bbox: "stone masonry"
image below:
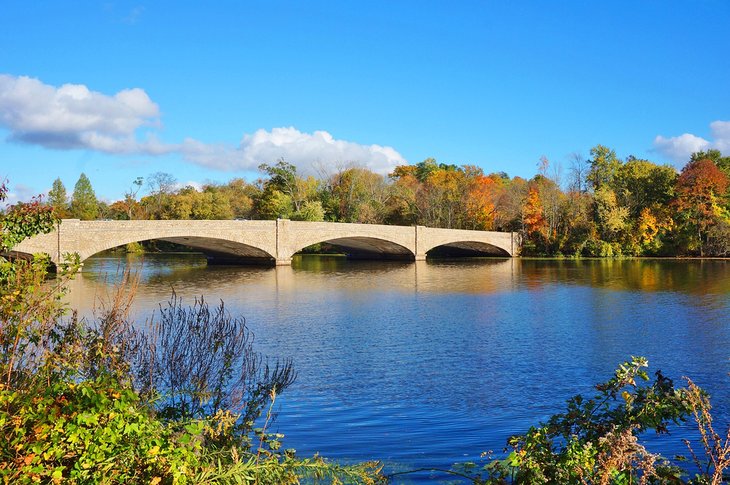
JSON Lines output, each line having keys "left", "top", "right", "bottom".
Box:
{"left": 11, "top": 219, "right": 518, "bottom": 267}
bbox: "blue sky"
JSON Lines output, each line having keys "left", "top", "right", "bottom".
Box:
{"left": 1, "top": 1, "right": 729, "bottom": 204}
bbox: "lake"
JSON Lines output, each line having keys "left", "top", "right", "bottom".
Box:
{"left": 67, "top": 254, "right": 730, "bottom": 482}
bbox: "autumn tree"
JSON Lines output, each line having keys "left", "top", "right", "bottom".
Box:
{"left": 419, "top": 163, "right": 467, "bottom": 228}
{"left": 493, "top": 176, "right": 528, "bottom": 232}
{"left": 70, "top": 173, "right": 99, "bottom": 220}
{"left": 388, "top": 165, "right": 421, "bottom": 225}
{"left": 562, "top": 190, "right": 594, "bottom": 255}
{"left": 593, "top": 187, "right": 629, "bottom": 245}
{"left": 323, "top": 167, "right": 390, "bottom": 223}
{"left": 464, "top": 173, "right": 497, "bottom": 230}
{"left": 691, "top": 149, "right": 730, "bottom": 179}
{"left": 144, "top": 172, "right": 177, "bottom": 219}
{"left": 521, "top": 185, "right": 548, "bottom": 253}
{"left": 673, "top": 158, "right": 730, "bottom": 255}
{"left": 388, "top": 159, "right": 466, "bottom": 228}
{"left": 119, "top": 176, "right": 144, "bottom": 220}
{"left": 633, "top": 206, "right": 674, "bottom": 255}
{"left": 222, "top": 178, "right": 256, "bottom": 219}
{"left": 531, "top": 157, "right": 565, "bottom": 250}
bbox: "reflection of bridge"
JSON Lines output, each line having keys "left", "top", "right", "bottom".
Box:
{"left": 11, "top": 219, "right": 518, "bottom": 267}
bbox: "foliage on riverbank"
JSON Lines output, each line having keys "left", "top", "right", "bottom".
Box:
{"left": 430, "top": 357, "right": 729, "bottom": 485}
{"left": 0, "top": 182, "right": 385, "bottom": 484}
{"left": 385, "top": 358, "right": 729, "bottom": 484}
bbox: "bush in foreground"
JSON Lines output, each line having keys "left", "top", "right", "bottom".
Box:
{"left": 0, "top": 181, "right": 384, "bottom": 484}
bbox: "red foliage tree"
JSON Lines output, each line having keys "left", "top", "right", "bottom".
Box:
{"left": 673, "top": 159, "right": 730, "bottom": 255}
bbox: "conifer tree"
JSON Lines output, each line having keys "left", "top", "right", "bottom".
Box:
{"left": 47, "top": 177, "right": 69, "bottom": 217}
{"left": 70, "top": 173, "right": 99, "bottom": 220}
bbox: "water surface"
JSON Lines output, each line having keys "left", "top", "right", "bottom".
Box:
{"left": 68, "top": 255, "right": 730, "bottom": 482}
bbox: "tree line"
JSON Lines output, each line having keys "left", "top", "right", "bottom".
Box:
{"left": 43, "top": 145, "right": 730, "bottom": 257}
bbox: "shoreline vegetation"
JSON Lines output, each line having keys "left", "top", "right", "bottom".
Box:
{"left": 2, "top": 173, "right": 730, "bottom": 484}
{"left": 33, "top": 146, "right": 730, "bottom": 259}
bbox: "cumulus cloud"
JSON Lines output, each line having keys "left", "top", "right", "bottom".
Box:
{"left": 654, "top": 120, "right": 730, "bottom": 163}
{"left": 181, "top": 127, "right": 406, "bottom": 175}
{"left": 0, "top": 74, "right": 166, "bottom": 154}
{"left": 0, "top": 74, "right": 407, "bottom": 174}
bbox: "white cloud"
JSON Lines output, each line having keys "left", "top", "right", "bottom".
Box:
{"left": 654, "top": 120, "right": 730, "bottom": 163}
{"left": 0, "top": 74, "right": 407, "bottom": 174}
{"left": 174, "top": 180, "right": 204, "bottom": 192}
{"left": 710, "top": 120, "right": 730, "bottom": 153}
{"left": 0, "top": 74, "right": 164, "bottom": 154}
{"left": 1, "top": 183, "right": 36, "bottom": 207}
{"left": 181, "top": 127, "right": 406, "bottom": 175}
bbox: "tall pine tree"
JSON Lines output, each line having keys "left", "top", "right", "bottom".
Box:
{"left": 70, "top": 173, "right": 99, "bottom": 220}
{"left": 47, "top": 177, "right": 69, "bottom": 218}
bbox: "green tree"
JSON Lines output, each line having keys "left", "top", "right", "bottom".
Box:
{"left": 324, "top": 167, "right": 390, "bottom": 223}
{"left": 47, "top": 178, "right": 69, "bottom": 218}
{"left": 594, "top": 186, "right": 629, "bottom": 244}
{"left": 256, "top": 190, "right": 293, "bottom": 219}
{"left": 613, "top": 159, "right": 677, "bottom": 217}
{"left": 255, "top": 160, "right": 300, "bottom": 218}
{"left": 70, "top": 173, "right": 99, "bottom": 220}
{"left": 291, "top": 200, "right": 325, "bottom": 221}
{"left": 258, "top": 159, "right": 298, "bottom": 195}
{"left": 586, "top": 145, "right": 621, "bottom": 191}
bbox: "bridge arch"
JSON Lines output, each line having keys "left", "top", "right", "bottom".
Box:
{"left": 418, "top": 226, "right": 515, "bottom": 257}
{"left": 425, "top": 240, "right": 511, "bottom": 258}
{"left": 291, "top": 236, "right": 415, "bottom": 261}
{"left": 78, "top": 236, "right": 276, "bottom": 265}
{"left": 22, "top": 220, "right": 279, "bottom": 266}
{"left": 277, "top": 221, "right": 417, "bottom": 263}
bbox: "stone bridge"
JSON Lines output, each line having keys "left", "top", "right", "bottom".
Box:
{"left": 10, "top": 219, "right": 518, "bottom": 267}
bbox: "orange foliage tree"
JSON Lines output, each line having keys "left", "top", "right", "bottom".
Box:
{"left": 465, "top": 174, "right": 497, "bottom": 230}
{"left": 522, "top": 185, "right": 548, "bottom": 253}
{"left": 673, "top": 159, "right": 730, "bottom": 255}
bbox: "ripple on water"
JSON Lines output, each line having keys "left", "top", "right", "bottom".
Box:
{"left": 71, "top": 255, "right": 730, "bottom": 483}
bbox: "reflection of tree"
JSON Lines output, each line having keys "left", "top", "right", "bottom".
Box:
{"left": 519, "top": 259, "right": 730, "bottom": 298}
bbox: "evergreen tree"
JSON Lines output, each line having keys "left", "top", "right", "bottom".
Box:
{"left": 70, "top": 173, "right": 99, "bottom": 220}
{"left": 47, "top": 177, "right": 69, "bottom": 217}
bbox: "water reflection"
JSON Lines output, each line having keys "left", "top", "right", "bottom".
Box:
{"left": 66, "top": 254, "right": 730, "bottom": 483}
